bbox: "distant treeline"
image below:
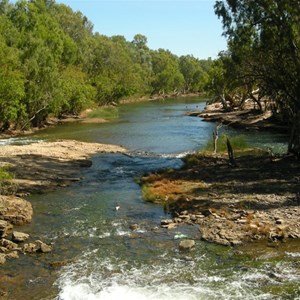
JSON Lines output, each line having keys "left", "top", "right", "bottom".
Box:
{"left": 0, "top": 0, "right": 213, "bottom": 130}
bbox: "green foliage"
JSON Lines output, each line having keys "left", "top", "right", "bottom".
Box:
{"left": 0, "top": 166, "right": 16, "bottom": 195}
{"left": 214, "top": 0, "right": 300, "bottom": 155}
{"left": 0, "top": 0, "right": 213, "bottom": 131}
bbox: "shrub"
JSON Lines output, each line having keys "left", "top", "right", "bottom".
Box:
{"left": 0, "top": 166, "right": 16, "bottom": 195}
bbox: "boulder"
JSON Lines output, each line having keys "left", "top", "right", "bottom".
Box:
{"left": 179, "top": 239, "right": 195, "bottom": 251}
{"left": 0, "top": 195, "right": 33, "bottom": 225}
{"left": 12, "top": 231, "right": 29, "bottom": 243}
{"left": 35, "top": 240, "right": 52, "bottom": 253}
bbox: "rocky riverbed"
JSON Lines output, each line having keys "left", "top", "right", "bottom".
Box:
{"left": 141, "top": 152, "right": 300, "bottom": 246}
{"left": 0, "top": 140, "right": 126, "bottom": 265}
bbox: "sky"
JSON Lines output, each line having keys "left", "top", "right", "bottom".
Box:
{"left": 58, "top": 0, "right": 227, "bottom": 59}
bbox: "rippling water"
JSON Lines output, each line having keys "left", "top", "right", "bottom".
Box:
{"left": 1, "top": 98, "right": 298, "bottom": 300}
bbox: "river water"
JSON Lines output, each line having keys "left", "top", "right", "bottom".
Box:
{"left": 1, "top": 98, "right": 299, "bottom": 300}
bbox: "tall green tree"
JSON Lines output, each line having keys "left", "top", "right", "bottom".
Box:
{"left": 151, "top": 49, "right": 184, "bottom": 94}
{"left": 215, "top": 0, "right": 300, "bottom": 155}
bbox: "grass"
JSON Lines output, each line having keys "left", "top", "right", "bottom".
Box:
{"left": 141, "top": 177, "right": 184, "bottom": 203}
{"left": 204, "top": 134, "right": 249, "bottom": 153}
{"left": 86, "top": 106, "right": 119, "bottom": 120}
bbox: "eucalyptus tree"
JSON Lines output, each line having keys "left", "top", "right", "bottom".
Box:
{"left": 179, "top": 55, "right": 206, "bottom": 93}
{"left": 150, "top": 49, "right": 184, "bottom": 94}
{"left": 0, "top": 14, "right": 25, "bottom": 130}
{"left": 214, "top": 0, "right": 300, "bottom": 155}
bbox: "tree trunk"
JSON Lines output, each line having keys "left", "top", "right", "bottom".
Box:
{"left": 213, "top": 129, "right": 218, "bottom": 154}
{"left": 226, "top": 137, "right": 235, "bottom": 166}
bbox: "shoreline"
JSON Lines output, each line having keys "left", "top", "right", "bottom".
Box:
{"left": 141, "top": 102, "right": 298, "bottom": 247}
{"left": 186, "top": 102, "right": 288, "bottom": 133}
{"left": 0, "top": 140, "right": 126, "bottom": 265}
{"left": 141, "top": 152, "right": 300, "bottom": 246}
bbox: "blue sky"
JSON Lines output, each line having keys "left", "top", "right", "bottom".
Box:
{"left": 58, "top": 0, "right": 227, "bottom": 59}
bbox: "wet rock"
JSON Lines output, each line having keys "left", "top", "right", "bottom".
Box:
{"left": 162, "top": 223, "right": 177, "bottom": 229}
{"left": 190, "top": 215, "right": 197, "bottom": 222}
{"left": 12, "top": 231, "right": 29, "bottom": 243}
{"left": 49, "top": 260, "right": 70, "bottom": 268}
{"left": 0, "top": 239, "right": 18, "bottom": 251}
{"left": 161, "top": 219, "right": 174, "bottom": 226}
{"left": 129, "top": 224, "right": 139, "bottom": 231}
{"left": 23, "top": 242, "right": 38, "bottom": 253}
{"left": 173, "top": 217, "right": 182, "bottom": 223}
{"left": 35, "top": 240, "right": 52, "bottom": 253}
{"left": 179, "top": 239, "right": 195, "bottom": 251}
{"left": 231, "top": 240, "right": 243, "bottom": 246}
{"left": 0, "top": 220, "right": 13, "bottom": 238}
{"left": 0, "top": 253, "right": 6, "bottom": 265}
{"left": 0, "top": 247, "right": 8, "bottom": 253}
{"left": 5, "top": 251, "right": 19, "bottom": 259}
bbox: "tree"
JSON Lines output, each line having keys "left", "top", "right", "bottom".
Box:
{"left": 215, "top": 0, "right": 300, "bottom": 155}
{"left": 151, "top": 49, "right": 184, "bottom": 94}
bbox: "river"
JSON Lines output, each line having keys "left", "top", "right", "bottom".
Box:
{"left": 1, "top": 97, "right": 299, "bottom": 300}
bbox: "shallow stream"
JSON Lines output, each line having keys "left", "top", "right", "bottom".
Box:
{"left": 0, "top": 98, "right": 299, "bottom": 300}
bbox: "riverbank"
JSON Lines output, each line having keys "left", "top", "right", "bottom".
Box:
{"left": 141, "top": 151, "right": 300, "bottom": 246}
{"left": 0, "top": 140, "right": 126, "bottom": 265}
{"left": 186, "top": 102, "right": 288, "bottom": 132}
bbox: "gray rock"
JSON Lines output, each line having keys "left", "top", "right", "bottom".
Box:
{"left": 179, "top": 239, "right": 195, "bottom": 251}
{"left": 12, "top": 231, "right": 29, "bottom": 243}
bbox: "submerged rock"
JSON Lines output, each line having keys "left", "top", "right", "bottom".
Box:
{"left": 129, "top": 224, "right": 139, "bottom": 231}
{"left": 179, "top": 239, "right": 195, "bottom": 251}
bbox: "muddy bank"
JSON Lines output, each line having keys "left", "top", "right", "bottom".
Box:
{"left": 186, "top": 102, "right": 288, "bottom": 132}
{"left": 141, "top": 152, "right": 300, "bottom": 246}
